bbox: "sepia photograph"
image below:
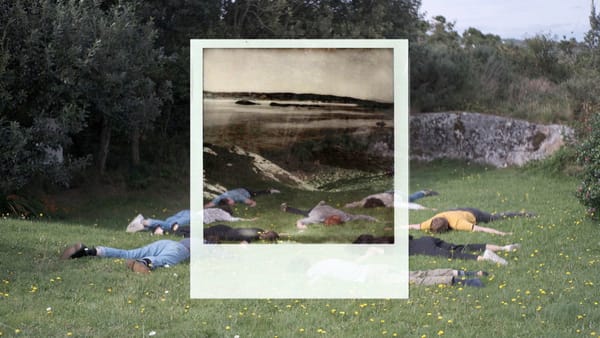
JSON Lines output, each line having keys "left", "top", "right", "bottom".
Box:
{"left": 191, "top": 40, "right": 409, "bottom": 298}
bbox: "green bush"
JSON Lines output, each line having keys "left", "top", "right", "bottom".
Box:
{"left": 524, "top": 145, "right": 580, "bottom": 177}
{"left": 575, "top": 112, "right": 600, "bottom": 218}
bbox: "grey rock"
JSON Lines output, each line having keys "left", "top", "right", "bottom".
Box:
{"left": 409, "top": 112, "right": 573, "bottom": 167}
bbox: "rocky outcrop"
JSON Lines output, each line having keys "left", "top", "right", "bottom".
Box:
{"left": 203, "top": 145, "right": 317, "bottom": 199}
{"left": 410, "top": 112, "right": 573, "bottom": 167}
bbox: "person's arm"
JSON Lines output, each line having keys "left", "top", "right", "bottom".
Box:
{"left": 344, "top": 200, "right": 363, "bottom": 208}
{"left": 472, "top": 225, "right": 511, "bottom": 236}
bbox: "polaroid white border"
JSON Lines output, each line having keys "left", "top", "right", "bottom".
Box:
{"left": 190, "top": 39, "right": 408, "bottom": 299}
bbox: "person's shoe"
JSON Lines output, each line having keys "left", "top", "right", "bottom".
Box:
{"left": 60, "top": 243, "right": 93, "bottom": 259}
{"left": 152, "top": 227, "right": 164, "bottom": 236}
{"left": 503, "top": 243, "right": 521, "bottom": 251}
{"left": 459, "top": 270, "right": 489, "bottom": 277}
{"left": 280, "top": 203, "right": 287, "bottom": 212}
{"left": 126, "top": 214, "right": 145, "bottom": 233}
{"left": 171, "top": 224, "right": 179, "bottom": 232}
{"left": 269, "top": 188, "right": 281, "bottom": 194}
{"left": 482, "top": 249, "right": 508, "bottom": 265}
{"left": 423, "top": 189, "right": 439, "bottom": 197}
{"left": 126, "top": 259, "right": 151, "bottom": 273}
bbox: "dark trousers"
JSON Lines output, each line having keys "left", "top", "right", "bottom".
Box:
{"left": 204, "top": 224, "right": 264, "bottom": 243}
{"left": 409, "top": 236, "right": 485, "bottom": 260}
{"left": 452, "top": 207, "right": 526, "bottom": 223}
{"left": 283, "top": 206, "right": 310, "bottom": 216}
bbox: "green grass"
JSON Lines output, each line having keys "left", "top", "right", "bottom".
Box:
{"left": 2, "top": 161, "right": 599, "bottom": 337}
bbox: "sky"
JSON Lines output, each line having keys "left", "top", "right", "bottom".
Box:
{"left": 203, "top": 48, "right": 395, "bottom": 102}
{"left": 420, "top": 0, "right": 591, "bottom": 41}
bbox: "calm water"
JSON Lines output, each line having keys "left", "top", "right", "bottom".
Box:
{"left": 203, "top": 98, "right": 393, "bottom": 152}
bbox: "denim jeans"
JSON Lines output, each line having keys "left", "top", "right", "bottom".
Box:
{"left": 147, "top": 210, "right": 190, "bottom": 231}
{"left": 98, "top": 239, "right": 190, "bottom": 269}
{"left": 409, "top": 191, "right": 426, "bottom": 202}
{"left": 384, "top": 190, "right": 427, "bottom": 203}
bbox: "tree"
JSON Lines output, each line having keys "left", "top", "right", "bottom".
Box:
{"left": 573, "top": 1, "right": 600, "bottom": 218}
{"left": 0, "top": 0, "right": 171, "bottom": 211}
{"left": 60, "top": 0, "right": 170, "bottom": 174}
{"left": 0, "top": 0, "right": 90, "bottom": 205}
{"left": 575, "top": 111, "right": 600, "bottom": 218}
{"left": 585, "top": 0, "right": 600, "bottom": 62}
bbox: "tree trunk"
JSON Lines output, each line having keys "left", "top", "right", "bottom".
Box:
{"left": 131, "top": 125, "right": 140, "bottom": 167}
{"left": 97, "top": 117, "right": 111, "bottom": 175}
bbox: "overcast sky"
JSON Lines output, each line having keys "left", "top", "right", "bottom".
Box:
{"left": 203, "top": 48, "right": 394, "bottom": 102}
{"left": 420, "top": 0, "right": 591, "bottom": 41}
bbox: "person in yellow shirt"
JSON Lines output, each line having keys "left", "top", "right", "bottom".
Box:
{"left": 409, "top": 210, "right": 511, "bottom": 235}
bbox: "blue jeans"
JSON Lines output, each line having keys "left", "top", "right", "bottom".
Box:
{"left": 409, "top": 191, "right": 426, "bottom": 203}
{"left": 98, "top": 239, "right": 190, "bottom": 269}
{"left": 147, "top": 210, "right": 190, "bottom": 231}
{"left": 386, "top": 190, "right": 427, "bottom": 202}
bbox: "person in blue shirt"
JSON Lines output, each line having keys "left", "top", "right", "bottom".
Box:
{"left": 204, "top": 187, "right": 280, "bottom": 208}
{"left": 60, "top": 238, "right": 191, "bottom": 273}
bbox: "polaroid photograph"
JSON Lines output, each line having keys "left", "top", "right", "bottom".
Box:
{"left": 190, "top": 40, "right": 409, "bottom": 298}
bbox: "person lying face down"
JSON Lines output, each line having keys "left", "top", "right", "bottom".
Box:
{"left": 280, "top": 201, "right": 378, "bottom": 229}
{"left": 203, "top": 207, "right": 257, "bottom": 224}
{"left": 409, "top": 210, "right": 513, "bottom": 236}
{"left": 61, "top": 238, "right": 191, "bottom": 273}
{"left": 203, "top": 224, "right": 279, "bottom": 244}
{"left": 344, "top": 190, "right": 439, "bottom": 210}
{"left": 352, "top": 234, "right": 520, "bottom": 265}
{"left": 204, "top": 187, "right": 280, "bottom": 208}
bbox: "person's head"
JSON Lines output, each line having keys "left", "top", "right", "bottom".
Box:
{"left": 259, "top": 230, "right": 279, "bottom": 241}
{"left": 363, "top": 197, "right": 385, "bottom": 208}
{"left": 430, "top": 217, "right": 450, "bottom": 233}
{"left": 324, "top": 214, "right": 343, "bottom": 226}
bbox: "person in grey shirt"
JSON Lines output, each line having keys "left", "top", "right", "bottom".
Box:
{"left": 281, "top": 201, "right": 378, "bottom": 229}
{"left": 203, "top": 208, "right": 257, "bottom": 224}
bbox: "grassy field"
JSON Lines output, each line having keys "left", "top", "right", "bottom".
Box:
{"left": 1, "top": 161, "right": 599, "bottom": 337}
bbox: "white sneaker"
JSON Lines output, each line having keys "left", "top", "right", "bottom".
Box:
{"left": 482, "top": 249, "right": 508, "bottom": 265}
{"left": 126, "top": 214, "right": 145, "bottom": 233}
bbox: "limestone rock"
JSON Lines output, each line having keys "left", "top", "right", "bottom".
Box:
{"left": 409, "top": 112, "right": 573, "bottom": 167}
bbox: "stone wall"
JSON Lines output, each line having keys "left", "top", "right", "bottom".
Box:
{"left": 409, "top": 112, "right": 574, "bottom": 167}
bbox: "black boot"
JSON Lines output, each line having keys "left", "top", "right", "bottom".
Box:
{"left": 60, "top": 243, "right": 97, "bottom": 259}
